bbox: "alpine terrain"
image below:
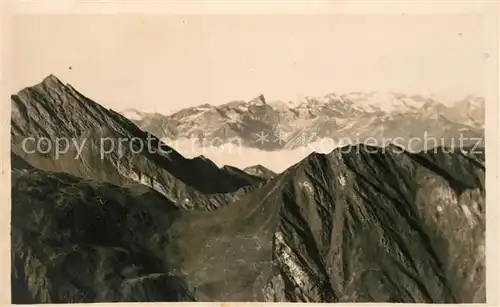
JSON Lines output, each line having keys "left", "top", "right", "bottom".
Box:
{"left": 124, "top": 92, "right": 485, "bottom": 172}
{"left": 10, "top": 75, "right": 485, "bottom": 303}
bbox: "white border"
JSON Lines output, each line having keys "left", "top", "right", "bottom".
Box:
{"left": 1, "top": 1, "right": 498, "bottom": 306}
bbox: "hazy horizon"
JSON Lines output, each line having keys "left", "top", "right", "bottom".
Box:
{"left": 12, "top": 14, "right": 489, "bottom": 113}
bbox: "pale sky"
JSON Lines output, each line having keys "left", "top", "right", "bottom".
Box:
{"left": 12, "top": 14, "right": 489, "bottom": 114}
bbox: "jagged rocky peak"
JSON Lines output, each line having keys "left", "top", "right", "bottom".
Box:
{"left": 243, "top": 164, "right": 276, "bottom": 178}
{"left": 248, "top": 94, "right": 267, "bottom": 106}
{"left": 190, "top": 154, "right": 219, "bottom": 169}
{"left": 11, "top": 73, "right": 126, "bottom": 141}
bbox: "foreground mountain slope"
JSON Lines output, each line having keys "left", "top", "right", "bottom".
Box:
{"left": 11, "top": 141, "right": 485, "bottom": 303}
{"left": 11, "top": 155, "right": 196, "bottom": 303}
{"left": 11, "top": 75, "right": 261, "bottom": 210}
{"left": 243, "top": 165, "right": 277, "bottom": 178}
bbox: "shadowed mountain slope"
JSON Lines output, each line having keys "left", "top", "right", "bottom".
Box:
{"left": 11, "top": 144, "right": 485, "bottom": 303}
{"left": 243, "top": 165, "right": 277, "bottom": 178}
{"left": 158, "top": 145, "right": 484, "bottom": 302}
{"left": 11, "top": 155, "right": 195, "bottom": 303}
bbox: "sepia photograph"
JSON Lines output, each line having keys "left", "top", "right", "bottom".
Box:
{"left": 3, "top": 5, "right": 497, "bottom": 304}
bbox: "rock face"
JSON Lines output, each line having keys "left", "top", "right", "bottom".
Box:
{"left": 243, "top": 165, "right": 277, "bottom": 178}
{"left": 10, "top": 75, "right": 486, "bottom": 303}
{"left": 11, "top": 75, "right": 258, "bottom": 211}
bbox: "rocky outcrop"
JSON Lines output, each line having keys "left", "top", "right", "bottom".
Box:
{"left": 11, "top": 75, "right": 259, "bottom": 210}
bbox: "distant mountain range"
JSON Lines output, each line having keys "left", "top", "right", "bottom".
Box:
{"left": 121, "top": 91, "right": 484, "bottom": 172}
{"left": 10, "top": 75, "right": 485, "bottom": 303}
